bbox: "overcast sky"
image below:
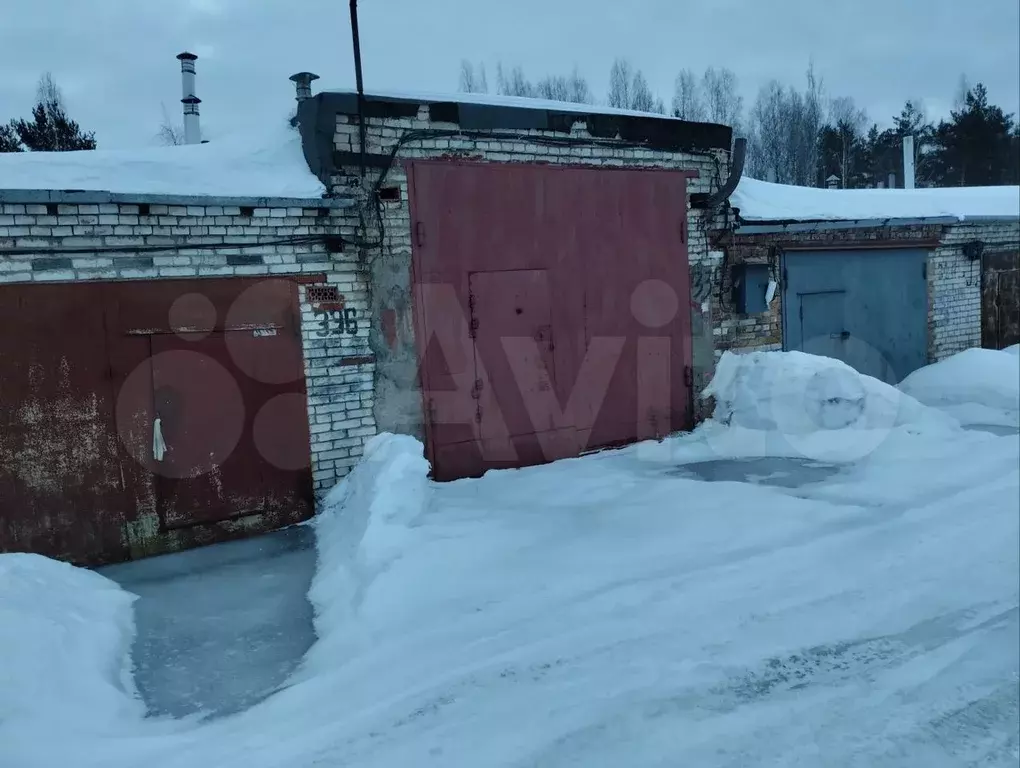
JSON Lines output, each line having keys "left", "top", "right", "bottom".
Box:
{"left": 1, "top": 0, "right": 1018, "bottom": 150}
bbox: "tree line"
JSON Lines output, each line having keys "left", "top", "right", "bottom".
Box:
{"left": 458, "top": 59, "right": 1020, "bottom": 188}
{"left": 0, "top": 73, "right": 97, "bottom": 152}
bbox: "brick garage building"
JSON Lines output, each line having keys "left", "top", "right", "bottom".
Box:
{"left": 715, "top": 177, "right": 1020, "bottom": 382}
{"left": 1, "top": 89, "right": 736, "bottom": 563}
{"left": 295, "top": 90, "right": 735, "bottom": 481}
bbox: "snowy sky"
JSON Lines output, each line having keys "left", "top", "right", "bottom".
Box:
{"left": 1, "top": 0, "right": 1018, "bottom": 150}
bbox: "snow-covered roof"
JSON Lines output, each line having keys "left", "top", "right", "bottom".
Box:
{"left": 731, "top": 176, "right": 1020, "bottom": 223}
{"left": 323, "top": 87, "right": 691, "bottom": 122}
{"left": 0, "top": 124, "right": 325, "bottom": 200}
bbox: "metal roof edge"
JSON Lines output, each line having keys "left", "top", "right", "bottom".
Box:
{"left": 0, "top": 189, "right": 356, "bottom": 208}
{"left": 948, "top": 215, "right": 1020, "bottom": 224}
{"left": 734, "top": 217, "right": 959, "bottom": 234}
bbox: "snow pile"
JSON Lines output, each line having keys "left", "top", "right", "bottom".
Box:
{"left": 702, "top": 349, "right": 957, "bottom": 461}
{"left": 303, "top": 433, "right": 431, "bottom": 666}
{"left": 0, "top": 124, "right": 324, "bottom": 198}
{"left": 0, "top": 554, "right": 142, "bottom": 731}
{"left": 898, "top": 347, "right": 1020, "bottom": 427}
{"left": 732, "top": 176, "right": 1020, "bottom": 222}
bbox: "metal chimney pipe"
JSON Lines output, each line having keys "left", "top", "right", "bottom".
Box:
{"left": 903, "top": 135, "right": 916, "bottom": 189}
{"left": 289, "top": 72, "right": 320, "bottom": 101}
{"left": 887, "top": 172, "right": 896, "bottom": 189}
{"left": 177, "top": 52, "right": 201, "bottom": 145}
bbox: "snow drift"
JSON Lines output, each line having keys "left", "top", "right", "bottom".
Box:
{"left": 0, "top": 124, "right": 324, "bottom": 198}
{"left": 700, "top": 350, "right": 961, "bottom": 462}
{"left": 899, "top": 347, "right": 1020, "bottom": 428}
{"left": 0, "top": 554, "right": 142, "bottom": 732}
{"left": 303, "top": 433, "right": 431, "bottom": 669}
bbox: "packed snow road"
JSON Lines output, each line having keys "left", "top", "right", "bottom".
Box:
{"left": 1, "top": 348, "right": 1017, "bottom": 767}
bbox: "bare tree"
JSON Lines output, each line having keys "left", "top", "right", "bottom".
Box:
{"left": 459, "top": 60, "right": 489, "bottom": 94}
{"left": 953, "top": 73, "right": 971, "bottom": 111}
{"left": 157, "top": 102, "right": 184, "bottom": 146}
{"left": 566, "top": 66, "right": 592, "bottom": 104}
{"left": 746, "top": 63, "right": 824, "bottom": 185}
{"left": 496, "top": 63, "right": 534, "bottom": 97}
{"left": 795, "top": 63, "right": 824, "bottom": 184}
{"left": 37, "top": 72, "right": 62, "bottom": 109}
{"left": 607, "top": 58, "right": 633, "bottom": 109}
{"left": 630, "top": 70, "right": 656, "bottom": 113}
{"left": 826, "top": 96, "right": 869, "bottom": 187}
{"left": 747, "top": 80, "right": 789, "bottom": 182}
{"left": 671, "top": 69, "right": 705, "bottom": 121}
{"left": 702, "top": 67, "right": 743, "bottom": 128}
{"left": 535, "top": 75, "right": 570, "bottom": 102}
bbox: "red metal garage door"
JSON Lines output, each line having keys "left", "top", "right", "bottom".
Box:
{"left": 408, "top": 160, "right": 695, "bottom": 480}
{"left": 0, "top": 278, "right": 313, "bottom": 565}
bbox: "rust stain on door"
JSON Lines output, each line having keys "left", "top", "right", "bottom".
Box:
{"left": 982, "top": 250, "right": 1020, "bottom": 350}
{"left": 1, "top": 277, "right": 315, "bottom": 566}
{"left": 0, "top": 284, "right": 129, "bottom": 564}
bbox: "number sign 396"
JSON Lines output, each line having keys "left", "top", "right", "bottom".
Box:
{"left": 314, "top": 307, "right": 359, "bottom": 337}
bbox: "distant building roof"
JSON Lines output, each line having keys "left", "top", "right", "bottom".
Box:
{"left": 732, "top": 177, "right": 1020, "bottom": 223}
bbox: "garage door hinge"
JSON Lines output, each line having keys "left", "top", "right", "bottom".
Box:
{"left": 922, "top": 262, "right": 927, "bottom": 279}
{"left": 680, "top": 219, "right": 687, "bottom": 244}
{"left": 415, "top": 221, "right": 426, "bottom": 247}
{"left": 469, "top": 318, "right": 479, "bottom": 338}
{"left": 471, "top": 379, "right": 484, "bottom": 399}
{"left": 684, "top": 366, "right": 693, "bottom": 387}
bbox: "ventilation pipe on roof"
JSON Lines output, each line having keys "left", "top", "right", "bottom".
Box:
{"left": 177, "top": 52, "right": 201, "bottom": 145}
{"left": 903, "top": 135, "right": 916, "bottom": 189}
{"left": 290, "top": 72, "right": 320, "bottom": 101}
{"left": 888, "top": 172, "right": 896, "bottom": 189}
{"left": 690, "top": 137, "right": 747, "bottom": 210}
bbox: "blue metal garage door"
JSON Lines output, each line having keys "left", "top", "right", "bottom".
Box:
{"left": 782, "top": 248, "right": 929, "bottom": 384}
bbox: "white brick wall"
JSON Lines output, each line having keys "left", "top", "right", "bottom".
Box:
{"left": 929, "top": 220, "right": 1020, "bottom": 360}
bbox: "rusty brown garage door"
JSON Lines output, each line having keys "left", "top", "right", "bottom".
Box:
{"left": 408, "top": 160, "right": 695, "bottom": 481}
{"left": 0, "top": 278, "right": 313, "bottom": 565}
{"left": 982, "top": 249, "right": 1020, "bottom": 350}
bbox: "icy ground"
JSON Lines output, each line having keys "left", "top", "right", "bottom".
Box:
{"left": 1, "top": 348, "right": 1018, "bottom": 767}
{"left": 99, "top": 525, "right": 316, "bottom": 719}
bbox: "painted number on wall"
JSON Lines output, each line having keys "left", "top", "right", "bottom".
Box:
{"left": 314, "top": 307, "right": 359, "bottom": 337}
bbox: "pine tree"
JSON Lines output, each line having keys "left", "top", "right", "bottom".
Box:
{"left": 930, "top": 84, "right": 1014, "bottom": 186}
{"left": 9, "top": 74, "right": 97, "bottom": 152}
{"left": 0, "top": 124, "right": 22, "bottom": 152}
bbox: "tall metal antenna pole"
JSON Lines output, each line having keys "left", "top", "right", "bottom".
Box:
{"left": 350, "top": 0, "right": 367, "bottom": 179}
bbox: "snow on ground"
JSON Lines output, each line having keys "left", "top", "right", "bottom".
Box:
{"left": 1, "top": 352, "right": 1017, "bottom": 767}
{"left": 731, "top": 176, "right": 1020, "bottom": 222}
{"left": 899, "top": 347, "right": 1020, "bottom": 428}
{"left": 0, "top": 554, "right": 143, "bottom": 732}
{"left": 0, "top": 123, "right": 324, "bottom": 198}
